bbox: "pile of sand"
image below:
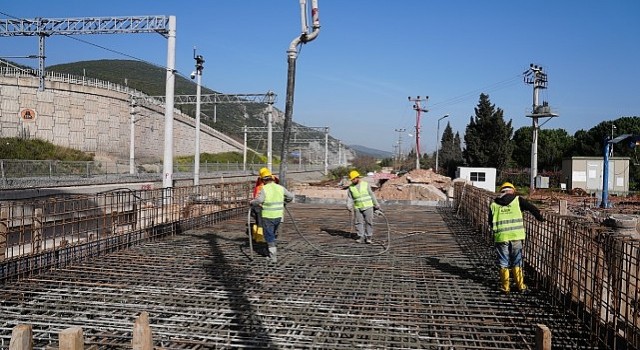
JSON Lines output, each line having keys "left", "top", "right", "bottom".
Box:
{"left": 375, "top": 169, "right": 452, "bottom": 201}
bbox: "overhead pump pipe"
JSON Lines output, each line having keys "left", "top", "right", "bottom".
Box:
{"left": 279, "top": 0, "right": 320, "bottom": 187}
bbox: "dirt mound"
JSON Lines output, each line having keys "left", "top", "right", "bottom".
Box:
{"left": 376, "top": 169, "right": 451, "bottom": 201}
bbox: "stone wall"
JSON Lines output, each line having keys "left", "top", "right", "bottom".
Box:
{"left": 0, "top": 75, "right": 243, "bottom": 163}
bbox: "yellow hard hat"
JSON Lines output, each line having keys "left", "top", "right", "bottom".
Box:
{"left": 499, "top": 182, "right": 516, "bottom": 192}
{"left": 349, "top": 170, "right": 361, "bottom": 181}
{"left": 259, "top": 167, "right": 272, "bottom": 179}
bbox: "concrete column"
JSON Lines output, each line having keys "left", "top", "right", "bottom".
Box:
{"left": 132, "top": 311, "right": 153, "bottom": 350}
{"left": 59, "top": 327, "right": 84, "bottom": 350}
{"left": 9, "top": 324, "right": 33, "bottom": 350}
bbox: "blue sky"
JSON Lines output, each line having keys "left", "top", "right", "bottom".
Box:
{"left": 2, "top": 1, "right": 639, "bottom": 155}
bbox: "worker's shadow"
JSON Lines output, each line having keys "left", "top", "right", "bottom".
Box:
{"left": 320, "top": 227, "right": 357, "bottom": 240}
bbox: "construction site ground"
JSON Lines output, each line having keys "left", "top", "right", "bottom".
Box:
{"left": 290, "top": 168, "right": 638, "bottom": 220}
{"left": 0, "top": 204, "right": 602, "bottom": 349}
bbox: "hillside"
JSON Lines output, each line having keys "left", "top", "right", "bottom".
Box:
{"left": 47, "top": 60, "right": 350, "bottom": 161}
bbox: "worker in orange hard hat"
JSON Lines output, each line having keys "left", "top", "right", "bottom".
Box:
{"left": 250, "top": 170, "right": 294, "bottom": 263}
{"left": 489, "top": 182, "right": 545, "bottom": 294}
{"left": 346, "top": 170, "right": 381, "bottom": 244}
{"left": 250, "top": 168, "right": 279, "bottom": 243}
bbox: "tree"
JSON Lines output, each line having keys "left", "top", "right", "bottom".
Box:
{"left": 512, "top": 127, "right": 574, "bottom": 171}
{"left": 350, "top": 155, "right": 380, "bottom": 174}
{"left": 463, "top": 94, "right": 514, "bottom": 173}
{"left": 571, "top": 116, "right": 640, "bottom": 189}
{"left": 438, "top": 122, "right": 464, "bottom": 177}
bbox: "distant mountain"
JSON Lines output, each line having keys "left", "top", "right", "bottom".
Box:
{"left": 349, "top": 145, "right": 393, "bottom": 159}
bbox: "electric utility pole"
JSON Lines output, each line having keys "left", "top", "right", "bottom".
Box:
{"left": 524, "top": 64, "right": 558, "bottom": 194}
{"left": 408, "top": 96, "right": 428, "bottom": 170}
{"left": 394, "top": 128, "right": 406, "bottom": 170}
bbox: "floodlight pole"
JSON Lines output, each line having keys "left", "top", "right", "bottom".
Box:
{"left": 192, "top": 50, "right": 205, "bottom": 187}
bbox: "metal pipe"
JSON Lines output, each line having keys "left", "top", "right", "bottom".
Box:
{"left": 280, "top": 1, "right": 320, "bottom": 186}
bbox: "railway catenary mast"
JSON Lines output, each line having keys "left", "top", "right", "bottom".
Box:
{"left": 279, "top": 0, "right": 320, "bottom": 187}
{"left": 0, "top": 15, "right": 178, "bottom": 190}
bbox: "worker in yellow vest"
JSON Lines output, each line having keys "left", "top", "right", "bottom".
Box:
{"left": 250, "top": 171, "right": 294, "bottom": 263}
{"left": 489, "top": 182, "right": 545, "bottom": 293}
{"left": 346, "top": 170, "right": 381, "bottom": 244}
{"left": 250, "top": 167, "right": 279, "bottom": 243}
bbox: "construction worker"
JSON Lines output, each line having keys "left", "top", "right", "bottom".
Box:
{"left": 250, "top": 167, "right": 279, "bottom": 243}
{"left": 489, "top": 182, "right": 545, "bottom": 293}
{"left": 346, "top": 170, "right": 381, "bottom": 244}
{"left": 250, "top": 170, "right": 294, "bottom": 263}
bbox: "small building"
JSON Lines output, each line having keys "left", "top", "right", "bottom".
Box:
{"left": 561, "top": 156, "right": 630, "bottom": 195}
{"left": 456, "top": 167, "right": 497, "bottom": 192}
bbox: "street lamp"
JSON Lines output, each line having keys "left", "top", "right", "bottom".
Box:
{"left": 435, "top": 114, "right": 449, "bottom": 173}
{"left": 192, "top": 50, "right": 205, "bottom": 187}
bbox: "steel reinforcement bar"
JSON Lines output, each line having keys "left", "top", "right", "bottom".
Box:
{"left": 454, "top": 182, "right": 640, "bottom": 349}
{"left": 0, "top": 181, "right": 251, "bottom": 283}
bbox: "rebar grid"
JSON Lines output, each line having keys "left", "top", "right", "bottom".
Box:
{"left": 454, "top": 182, "right": 640, "bottom": 349}
{"left": 0, "top": 182, "right": 251, "bottom": 282}
{"left": 0, "top": 204, "right": 601, "bottom": 349}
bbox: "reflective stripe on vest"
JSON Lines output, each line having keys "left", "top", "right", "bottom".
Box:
{"left": 491, "top": 196, "right": 526, "bottom": 242}
{"left": 262, "top": 182, "right": 285, "bottom": 219}
{"left": 349, "top": 181, "right": 373, "bottom": 209}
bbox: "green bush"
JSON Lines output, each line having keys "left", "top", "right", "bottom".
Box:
{"left": 0, "top": 137, "right": 93, "bottom": 161}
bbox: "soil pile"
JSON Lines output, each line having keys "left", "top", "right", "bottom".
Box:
{"left": 375, "top": 169, "right": 452, "bottom": 201}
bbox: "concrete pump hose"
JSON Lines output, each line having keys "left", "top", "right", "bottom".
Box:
{"left": 285, "top": 205, "right": 391, "bottom": 258}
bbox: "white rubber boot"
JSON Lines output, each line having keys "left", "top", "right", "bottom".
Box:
{"left": 267, "top": 247, "right": 277, "bottom": 263}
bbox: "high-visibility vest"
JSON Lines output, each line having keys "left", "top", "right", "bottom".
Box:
{"left": 490, "top": 197, "right": 526, "bottom": 242}
{"left": 262, "top": 182, "right": 285, "bottom": 219}
{"left": 349, "top": 181, "right": 374, "bottom": 210}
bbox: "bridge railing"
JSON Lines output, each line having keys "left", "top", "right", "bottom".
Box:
{"left": 0, "top": 65, "right": 146, "bottom": 97}
{"left": 0, "top": 159, "right": 324, "bottom": 178}
{"left": 454, "top": 182, "right": 640, "bottom": 349}
{"left": 0, "top": 181, "right": 252, "bottom": 282}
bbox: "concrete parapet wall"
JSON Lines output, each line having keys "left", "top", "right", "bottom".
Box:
{"left": 0, "top": 75, "right": 243, "bottom": 162}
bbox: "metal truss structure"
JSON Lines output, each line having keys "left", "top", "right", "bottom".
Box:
{"left": 0, "top": 16, "right": 172, "bottom": 91}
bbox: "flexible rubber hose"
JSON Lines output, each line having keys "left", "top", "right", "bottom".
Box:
{"left": 246, "top": 208, "right": 254, "bottom": 260}
{"left": 285, "top": 206, "right": 391, "bottom": 257}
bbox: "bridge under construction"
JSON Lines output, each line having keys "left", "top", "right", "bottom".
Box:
{"left": 0, "top": 182, "right": 637, "bottom": 349}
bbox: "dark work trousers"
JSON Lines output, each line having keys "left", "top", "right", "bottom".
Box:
{"left": 251, "top": 206, "right": 263, "bottom": 228}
